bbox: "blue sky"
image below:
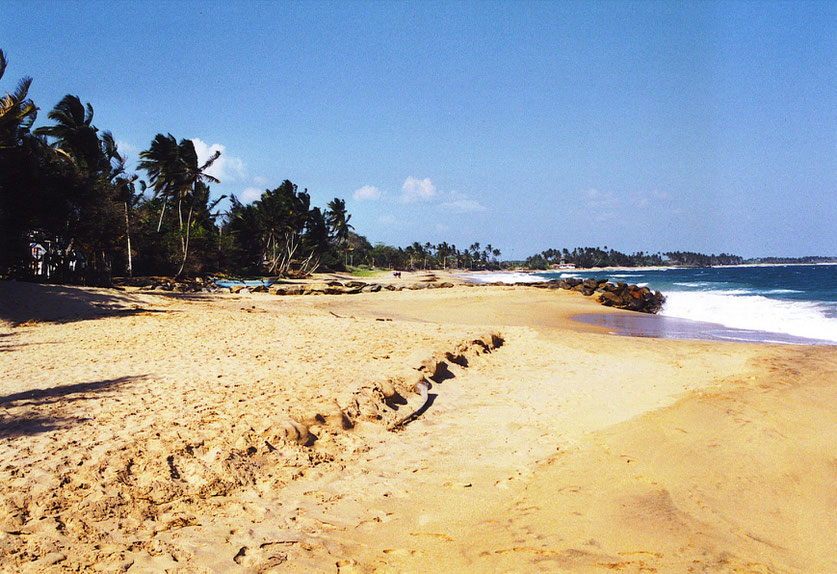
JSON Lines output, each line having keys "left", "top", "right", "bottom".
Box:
{"left": 3, "top": 0, "right": 835, "bottom": 258}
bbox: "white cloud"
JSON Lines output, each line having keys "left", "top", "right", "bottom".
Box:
{"left": 582, "top": 188, "right": 619, "bottom": 210}
{"left": 632, "top": 189, "right": 672, "bottom": 208}
{"left": 401, "top": 177, "right": 437, "bottom": 202}
{"left": 441, "top": 198, "right": 487, "bottom": 213}
{"left": 191, "top": 138, "right": 247, "bottom": 182}
{"left": 253, "top": 175, "right": 270, "bottom": 186}
{"left": 378, "top": 214, "right": 397, "bottom": 225}
{"left": 579, "top": 188, "right": 619, "bottom": 223}
{"left": 116, "top": 140, "right": 139, "bottom": 158}
{"left": 240, "top": 187, "right": 263, "bottom": 204}
{"left": 353, "top": 185, "right": 382, "bottom": 201}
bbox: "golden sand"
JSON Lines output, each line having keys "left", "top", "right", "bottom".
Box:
{"left": 1, "top": 277, "right": 835, "bottom": 572}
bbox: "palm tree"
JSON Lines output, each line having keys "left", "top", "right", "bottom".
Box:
{"left": 326, "top": 197, "right": 353, "bottom": 267}
{"left": 138, "top": 133, "right": 181, "bottom": 231}
{"left": 138, "top": 134, "right": 220, "bottom": 277}
{"left": 176, "top": 139, "right": 220, "bottom": 277}
{"left": 33, "top": 95, "right": 129, "bottom": 284}
{"left": 34, "top": 95, "right": 104, "bottom": 174}
{"left": 113, "top": 173, "right": 141, "bottom": 277}
{"left": 228, "top": 181, "right": 327, "bottom": 277}
{"left": 0, "top": 49, "right": 37, "bottom": 149}
{"left": 436, "top": 241, "right": 450, "bottom": 269}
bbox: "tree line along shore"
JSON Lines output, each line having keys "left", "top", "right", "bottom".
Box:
{"left": 2, "top": 48, "right": 832, "bottom": 287}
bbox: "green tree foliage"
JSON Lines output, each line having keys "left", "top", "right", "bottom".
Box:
{"left": 138, "top": 134, "right": 221, "bottom": 278}
{"left": 524, "top": 247, "right": 744, "bottom": 269}
{"left": 663, "top": 251, "right": 743, "bottom": 267}
{"left": 1, "top": 80, "right": 125, "bottom": 284}
{"left": 224, "top": 181, "right": 338, "bottom": 276}
{"left": 34, "top": 95, "right": 105, "bottom": 174}
{"left": 0, "top": 47, "right": 509, "bottom": 282}
{"left": 352, "top": 240, "right": 504, "bottom": 271}
{"left": 325, "top": 197, "right": 353, "bottom": 269}
{"left": 345, "top": 231, "right": 373, "bottom": 268}
{"left": 0, "top": 49, "right": 37, "bottom": 149}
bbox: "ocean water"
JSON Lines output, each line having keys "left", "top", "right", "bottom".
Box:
{"left": 468, "top": 265, "right": 837, "bottom": 345}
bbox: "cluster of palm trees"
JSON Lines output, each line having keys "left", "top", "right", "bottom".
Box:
{"left": 524, "top": 247, "right": 745, "bottom": 269}
{"left": 355, "top": 240, "right": 503, "bottom": 271}
{"left": 224, "top": 181, "right": 353, "bottom": 277}
{"left": 0, "top": 49, "right": 355, "bottom": 283}
{"left": 1, "top": 47, "right": 130, "bottom": 283}
{"left": 2, "top": 48, "right": 510, "bottom": 283}
{"left": 138, "top": 133, "right": 222, "bottom": 277}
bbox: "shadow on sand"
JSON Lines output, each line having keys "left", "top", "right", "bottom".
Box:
{"left": 0, "top": 375, "right": 146, "bottom": 438}
{"left": 0, "top": 281, "right": 165, "bottom": 326}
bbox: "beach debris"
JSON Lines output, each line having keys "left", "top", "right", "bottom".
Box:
{"left": 388, "top": 379, "right": 430, "bottom": 430}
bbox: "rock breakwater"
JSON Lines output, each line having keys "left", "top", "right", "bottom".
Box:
{"left": 526, "top": 277, "right": 666, "bottom": 314}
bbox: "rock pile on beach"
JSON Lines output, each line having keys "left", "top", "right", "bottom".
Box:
{"left": 269, "top": 280, "right": 456, "bottom": 296}
{"left": 115, "top": 274, "right": 665, "bottom": 313}
{"left": 116, "top": 277, "right": 216, "bottom": 293}
{"left": 527, "top": 277, "right": 666, "bottom": 313}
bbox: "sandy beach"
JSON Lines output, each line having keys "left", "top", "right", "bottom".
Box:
{"left": 1, "top": 275, "right": 835, "bottom": 572}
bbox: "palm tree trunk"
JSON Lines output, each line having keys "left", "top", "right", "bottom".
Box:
{"left": 156, "top": 201, "right": 166, "bottom": 232}
{"left": 175, "top": 198, "right": 195, "bottom": 279}
{"left": 124, "top": 202, "right": 133, "bottom": 277}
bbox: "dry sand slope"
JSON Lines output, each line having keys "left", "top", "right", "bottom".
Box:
{"left": 0, "top": 281, "right": 835, "bottom": 573}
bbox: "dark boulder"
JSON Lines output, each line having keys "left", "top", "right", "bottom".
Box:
{"left": 597, "top": 283, "right": 665, "bottom": 314}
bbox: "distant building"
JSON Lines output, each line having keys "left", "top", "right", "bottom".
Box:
{"left": 30, "top": 242, "right": 47, "bottom": 276}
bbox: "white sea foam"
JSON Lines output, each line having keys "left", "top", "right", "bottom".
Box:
{"left": 661, "top": 291, "right": 837, "bottom": 343}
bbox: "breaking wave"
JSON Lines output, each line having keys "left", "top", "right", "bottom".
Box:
{"left": 661, "top": 291, "right": 837, "bottom": 344}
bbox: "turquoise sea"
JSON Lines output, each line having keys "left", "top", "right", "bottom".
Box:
{"left": 470, "top": 264, "right": 837, "bottom": 345}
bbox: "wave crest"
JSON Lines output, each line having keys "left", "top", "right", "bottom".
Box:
{"left": 661, "top": 291, "right": 837, "bottom": 343}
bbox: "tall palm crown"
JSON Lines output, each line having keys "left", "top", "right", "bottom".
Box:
{"left": 137, "top": 133, "right": 181, "bottom": 204}
{"left": 138, "top": 134, "right": 220, "bottom": 208}
{"left": 326, "top": 197, "right": 353, "bottom": 246}
{"left": 0, "top": 49, "right": 37, "bottom": 148}
{"left": 34, "top": 95, "right": 106, "bottom": 174}
{"left": 178, "top": 138, "right": 220, "bottom": 197}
